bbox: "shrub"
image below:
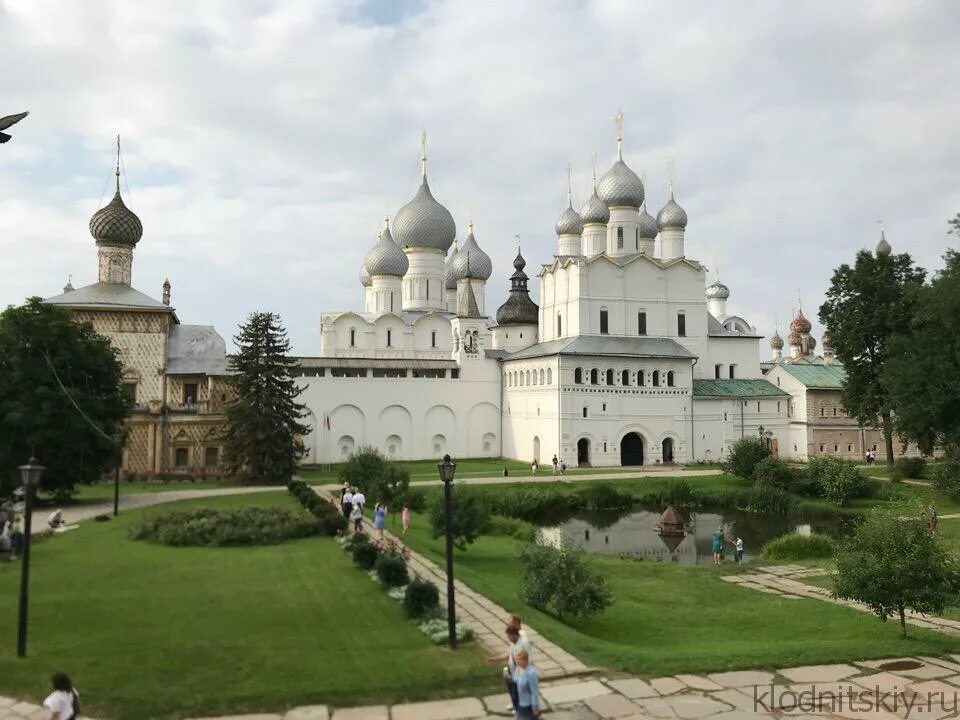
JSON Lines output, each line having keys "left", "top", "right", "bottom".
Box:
{"left": 808, "top": 457, "right": 870, "bottom": 506}
{"left": 401, "top": 488, "right": 428, "bottom": 513}
{"left": 429, "top": 489, "right": 490, "bottom": 550}
{"left": 752, "top": 457, "right": 798, "bottom": 491}
{"left": 579, "top": 483, "right": 634, "bottom": 511}
{"left": 519, "top": 543, "right": 613, "bottom": 621}
{"left": 351, "top": 540, "right": 380, "bottom": 570}
{"left": 486, "top": 515, "right": 537, "bottom": 542}
{"left": 481, "top": 485, "right": 584, "bottom": 522}
{"left": 891, "top": 457, "right": 927, "bottom": 482}
{"left": 741, "top": 485, "right": 797, "bottom": 515}
{"left": 375, "top": 554, "right": 410, "bottom": 588}
{"left": 404, "top": 579, "right": 440, "bottom": 619}
{"left": 131, "top": 507, "right": 322, "bottom": 547}
{"left": 661, "top": 479, "right": 694, "bottom": 508}
{"left": 321, "top": 513, "right": 348, "bottom": 536}
{"left": 762, "top": 533, "right": 836, "bottom": 560}
{"left": 724, "top": 437, "right": 771, "bottom": 480}
{"left": 930, "top": 460, "right": 960, "bottom": 500}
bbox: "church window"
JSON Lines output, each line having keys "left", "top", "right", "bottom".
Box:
{"left": 204, "top": 447, "right": 220, "bottom": 467}
{"left": 638, "top": 370, "right": 645, "bottom": 386}
{"left": 557, "top": 313, "right": 562, "bottom": 336}
{"left": 757, "top": 401, "right": 761, "bottom": 412}
{"left": 431, "top": 330, "right": 437, "bottom": 348}
{"left": 590, "top": 369, "right": 598, "bottom": 385}
{"left": 667, "top": 371, "right": 675, "bottom": 387}
{"left": 526, "top": 370, "right": 531, "bottom": 385}
{"left": 390, "top": 294, "right": 394, "bottom": 312}
{"left": 174, "top": 447, "right": 189, "bottom": 467}
{"left": 602, "top": 403, "right": 607, "bottom": 411}
{"left": 638, "top": 312, "right": 647, "bottom": 335}
{"left": 426, "top": 279, "right": 430, "bottom": 299}
{"left": 622, "top": 370, "right": 629, "bottom": 386}
{"left": 677, "top": 313, "right": 686, "bottom": 337}
{"left": 617, "top": 227, "right": 623, "bottom": 249}
{"left": 122, "top": 383, "right": 137, "bottom": 404}
{"left": 547, "top": 368, "right": 552, "bottom": 384}
{"left": 847, "top": 444, "right": 852, "bottom": 452}
{"left": 777, "top": 401, "right": 781, "bottom": 413}
{"left": 729, "top": 364, "right": 736, "bottom": 379}
{"left": 183, "top": 383, "right": 198, "bottom": 405}
{"left": 600, "top": 309, "right": 609, "bottom": 334}
{"left": 635, "top": 228, "right": 639, "bottom": 249}
{"left": 834, "top": 444, "right": 838, "bottom": 452}
{"left": 575, "top": 368, "right": 583, "bottom": 384}
{"left": 714, "top": 364, "right": 722, "bottom": 379}
{"left": 539, "top": 369, "right": 545, "bottom": 384}
{"left": 819, "top": 444, "right": 825, "bottom": 452}
{"left": 652, "top": 370, "right": 660, "bottom": 386}
{"left": 386, "top": 329, "right": 392, "bottom": 347}
{"left": 606, "top": 369, "right": 614, "bottom": 385}
{"left": 819, "top": 407, "right": 825, "bottom": 417}
{"left": 724, "top": 412, "right": 728, "bottom": 421}
{"left": 873, "top": 444, "right": 878, "bottom": 451}
{"left": 776, "top": 376, "right": 780, "bottom": 386}
{"left": 604, "top": 442, "right": 607, "bottom": 452}
{"left": 452, "top": 369, "right": 459, "bottom": 379}
{"left": 583, "top": 407, "right": 588, "bottom": 418}
{"left": 832, "top": 407, "right": 837, "bottom": 416}
{"left": 350, "top": 328, "right": 356, "bottom": 347}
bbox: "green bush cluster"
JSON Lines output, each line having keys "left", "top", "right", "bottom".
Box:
{"left": 374, "top": 554, "right": 409, "bottom": 587}
{"left": 404, "top": 579, "right": 440, "bottom": 619}
{"left": 477, "top": 482, "right": 634, "bottom": 524}
{"left": 486, "top": 515, "right": 537, "bottom": 542}
{"left": 724, "top": 437, "right": 771, "bottom": 480}
{"left": 761, "top": 532, "right": 836, "bottom": 560}
{"left": 131, "top": 507, "right": 323, "bottom": 547}
{"left": 930, "top": 460, "right": 960, "bottom": 500}
{"left": 518, "top": 543, "right": 613, "bottom": 621}
{"left": 287, "top": 480, "right": 348, "bottom": 535}
{"left": 807, "top": 457, "right": 870, "bottom": 506}
{"left": 428, "top": 491, "right": 491, "bottom": 550}
{"left": 890, "top": 457, "right": 927, "bottom": 482}
{"left": 351, "top": 539, "right": 380, "bottom": 570}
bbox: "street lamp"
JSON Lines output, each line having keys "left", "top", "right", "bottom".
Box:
{"left": 113, "top": 430, "right": 124, "bottom": 517}
{"left": 16, "top": 457, "right": 44, "bottom": 658}
{"left": 437, "top": 454, "right": 457, "bottom": 649}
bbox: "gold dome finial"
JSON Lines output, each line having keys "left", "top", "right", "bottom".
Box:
{"left": 615, "top": 109, "right": 624, "bottom": 159}
{"left": 115, "top": 134, "right": 121, "bottom": 194}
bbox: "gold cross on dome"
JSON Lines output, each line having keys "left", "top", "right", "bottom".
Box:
{"left": 615, "top": 109, "right": 623, "bottom": 139}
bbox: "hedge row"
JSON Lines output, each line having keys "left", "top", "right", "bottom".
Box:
{"left": 130, "top": 506, "right": 323, "bottom": 547}
{"left": 287, "top": 480, "right": 348, "bottom": 535}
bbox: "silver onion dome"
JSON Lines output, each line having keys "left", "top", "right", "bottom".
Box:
{"left": 770, "top": 331, "right": 784, "bottom": 350}
{"left": 360, "top": 262, "right": 372, "bottom": 287}
{"left": 706, "top": 280, "right": 730, "bottom": 299}
{"left": 364, "top": 223, "right": 409, "bottom": 277}
{"left": 555, "top": 203, "right": 583, "bottom": 236}
{"left": 580, "top": 187, "right": 610, "bottom": 225}
{"left": 597, "top": 158, "right": 644, "bottom": 208}
{"left": 393, "top": 177, "right": 456, "bottom": 252}
{"left": 444, "top": 240, "right": 459, "bottom": 290}
{"left": 450, "top": 225, "right": 492, "bottom": 281}
{"left": 657, "top": 195, "right": 688, "bottom": 230}
{"left": 90, "top": 176, "right": 143, "bottom": 246}
{"left": 638, "top": 203, "right": 658, "bottom": 239}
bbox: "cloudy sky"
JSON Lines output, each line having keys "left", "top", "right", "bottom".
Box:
{"left": 1, "top": 0, "right": 958, "bottom": 355}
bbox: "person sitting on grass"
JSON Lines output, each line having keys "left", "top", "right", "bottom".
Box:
{"left": 48, "top": 509, "right": 65, "bottom": 530}
{"left": 43, "top": 672, "right": 80, "bottom": 720}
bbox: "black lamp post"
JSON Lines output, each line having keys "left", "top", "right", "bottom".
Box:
{"left": 437, "top": 454, "right": 457, "bottom": 649}
{"left": 16, "top": 457, "right": 44, "bottom": 658}
{"left": 113, "top": 430, "right": 123, "bottom": 517}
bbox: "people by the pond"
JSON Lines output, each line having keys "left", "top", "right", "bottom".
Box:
{"left": 43, "top": 672, "right": 80, "bottom": 720}
{"left": 374, "top": 502, "right": 387, "bottom": 539}
{"left": 552, "top": 455, "right": 559, "bottom": 475}
{"left": 512, "top": 648, "right": 540, "bottom": 719}
{"left": 530, "top": 459, "right": 538, "bottom": 477}
{"left": 48, "top": 509, "right": 65, "bottom": 530}
{"left": 711, "top": 525, "right": 724, "bottom": 565}
{"left": 401, "top": 503, "right": 411, "bottom": 535}
{"left": 351, "top": 502, "right": 364, "bottom": 533}
{"left": 341, "top": 487, "right": 353, "bottom": 521}
{"left": 735, "top": 536, "right": 744, "bottom": 563}
{"left": 485, "top": 623, "right": 533, "bottom": 715}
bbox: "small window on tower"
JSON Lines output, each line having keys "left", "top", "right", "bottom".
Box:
{"left": 715, "top": 364, "right": 722, "bottom": 379}
{"left": 386, "top": 329, "right": 392, "bottom": 347}
{"left": 729, "top": 364, "right": 736, "bottom": 379}
{"left": 677, "top": 313, "right": 686, "bottom": 337}
{"left": 638, "top": 312, "right": 647, "bottom": 335}
{"left": 557, "top": 313, "right": 562, "bottom": 336}
{"left": 635, "top": 228, "right": 639, "bottom": 249}
{"left": 426, "top": 278, "right": 430, "bottom": 299}
{"left": 600, "top": 309, "right": 609, "bottom": 334}
{"left": 431, "top": 330, "right": 437, "bottom": 348}
{"left": 617, "top": 226, "right": 623, "bottom": 249}
{"left": 183, "top": 383, "right": 198, "bottom": 405}
{"left": 350, "top": 328, "right": 356, "bottom": 347}
{"left": 122, "top": 383, "right": 137, "bottom": 404}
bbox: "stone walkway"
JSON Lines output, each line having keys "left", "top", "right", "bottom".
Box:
{"left": 723, "top": 565, "right": 960, "bottom": 636}
{"left": 11, "top": 655, "right": 960, "bottom": 719}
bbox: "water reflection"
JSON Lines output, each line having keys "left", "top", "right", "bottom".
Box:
{"left": 536, "top": 506, "right": 852, "bottom": 565}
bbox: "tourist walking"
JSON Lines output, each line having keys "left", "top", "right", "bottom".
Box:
{"left": 735, "top": 536, "right": 744, "bottom": 564}
{"left": 711, "top": 526, "right": 724, "bottom": 565}
{"left": 401, "top": 503, "right": 411, "bottom": 535}
{"left": 485, "top": 623, "right": 532, "bottom": 714}
{"left": 342, "top": 487, "right": 353, "bottom": 521}
{"left": 374, "top": 502, "right": 387, "bottom": 539}
{"left": 352, "top": 487, "right": 366, "bottom": 512}
{"left": 530, "top": 459, "right": 538, "bottom": 477}
{"left": 43, "top": 672, "right": 80, "bottom": 720}
{"left": 552, "top": 455, "right": 559, "bottom": 475}
{"left": 930, "top": 507, "right": 938, "bottom": 532}
{"left": 559, "top": 459, "right": 566, "bottom": 475}
{"left": 351, "top": 502, "right": 364, "bottom": 533}
{"left": 10, "top": 514, "right": 23, "bottom": 557}
{"left": 513, "top": 648, "right": 540, "bottom": 719}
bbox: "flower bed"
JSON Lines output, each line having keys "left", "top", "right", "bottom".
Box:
{"left": 131, "top": 507, "right": 323, "bottom": 547}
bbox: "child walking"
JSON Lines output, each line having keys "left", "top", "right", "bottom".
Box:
{"left": 401, "top": 503, "right": 411, "bottom": 535}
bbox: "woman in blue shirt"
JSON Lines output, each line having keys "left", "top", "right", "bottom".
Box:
{"left": 512, "top": 648, "right": 540, "bottom": 719}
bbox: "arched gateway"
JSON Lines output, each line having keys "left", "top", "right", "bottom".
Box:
{"left": 577, "top": 438, "right": 590, "bottom": 467}
{"left": 621, "top": 432, "right": 644, "bottom": 466}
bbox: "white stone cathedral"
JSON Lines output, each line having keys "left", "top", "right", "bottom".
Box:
{"left": 296, "top": 125, "right": 791, "bottom": 467}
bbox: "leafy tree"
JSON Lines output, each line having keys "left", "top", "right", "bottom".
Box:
{"left": 819, "top": 245, "right": 926, "bottom": 465}
{"left": 338, "top": 447, "right": 410, "bottom": 522}
{"left": 883, "top": 250, "right": 960, "bottom": 455}
{"left": 806, "top": 456, "right": 869, "bottom": 506}
{"left": 0, "top": 298, "right": 129, "bottom": 500}
{"left": 724, "top": 437, "right": 770, "bottom": 480}
{"left": 224, "top": 312, "right": 308, "bottom": 483}
{"left": 519, "top": 543, "right": 613, "bottom": 621}
{"left": 833, "top": 511, "right": 960, "bottom": 637}
{"left": 338, "top": 446, "right": 387, "bottom": 490}
{"left": 429, "top": 487, "right": 489, "bottom": 550}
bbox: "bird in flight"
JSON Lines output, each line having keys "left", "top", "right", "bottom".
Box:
{"left": 0, "top": 111, "right": 29, "bottom": 143}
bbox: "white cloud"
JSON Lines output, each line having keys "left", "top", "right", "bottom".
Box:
{"left": 1, "top": 0, "right": 958, "bottom": 353}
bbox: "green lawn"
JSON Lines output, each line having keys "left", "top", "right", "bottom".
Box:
{"left": 67, "top": 479, "right": 235, "bottom": 500}
{"left": 400, "top": 512, "right": 960, "bottom": 676}
{"left": 0, "top": 493, "right": 496, "bottom": 720}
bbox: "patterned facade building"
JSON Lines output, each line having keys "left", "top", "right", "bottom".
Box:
{"left": 44, "top": 166, "right": 230, "bottom": 476}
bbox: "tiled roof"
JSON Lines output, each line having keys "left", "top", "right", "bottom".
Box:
{"left": 503, "top": 335, "right": 696, "bottom": 361}
{"left": 44, "top": 282, "right": 170, "bottom": 310}
{"left": 692, "top": 379, "right": 788, "bottom": 398}
{"left": 778, "top": 363, "right": 846, "bottom": 389}
{"left": 165, "top": 325, "right": 229, "bottom": 375}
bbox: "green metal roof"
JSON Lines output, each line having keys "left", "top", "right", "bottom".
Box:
{"left": 777, "top": 363, "right": 847, "bottom": 389}
{"left": 692, "top": 379, "right": 788, "bottom": 398}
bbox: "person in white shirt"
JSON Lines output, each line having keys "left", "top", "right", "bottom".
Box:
{"left": 351, "top": 489, "right": 366, "bottom": 511}
{"left": 43, "top": 672, "right": 79, "bottom": 720}
{"left": 341, "top": 489, "right": 354, "bottom": 520}
{"left": 735, "top": 537, "right": 745, "bottom": 563}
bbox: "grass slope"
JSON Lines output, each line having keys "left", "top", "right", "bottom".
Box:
{"left": 0, "top": 493, "right": 495, "bottom": 720}
{"left": 399, "top": 513, "right": 960, "bottom": 676}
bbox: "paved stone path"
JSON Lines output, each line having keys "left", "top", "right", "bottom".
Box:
{"left": 723, "top": 564, "right": 960, "bottom": 636}
{"left": 11, "top": 655, "right": 960, "bottom": 719}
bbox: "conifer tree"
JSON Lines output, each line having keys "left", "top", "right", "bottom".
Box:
{"left": 224, "top": 312, "right": 308, "bottom": 483}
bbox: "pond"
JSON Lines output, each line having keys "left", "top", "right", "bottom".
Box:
{"left": 536, "top": 505, "right": 856, "bottom": 565}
